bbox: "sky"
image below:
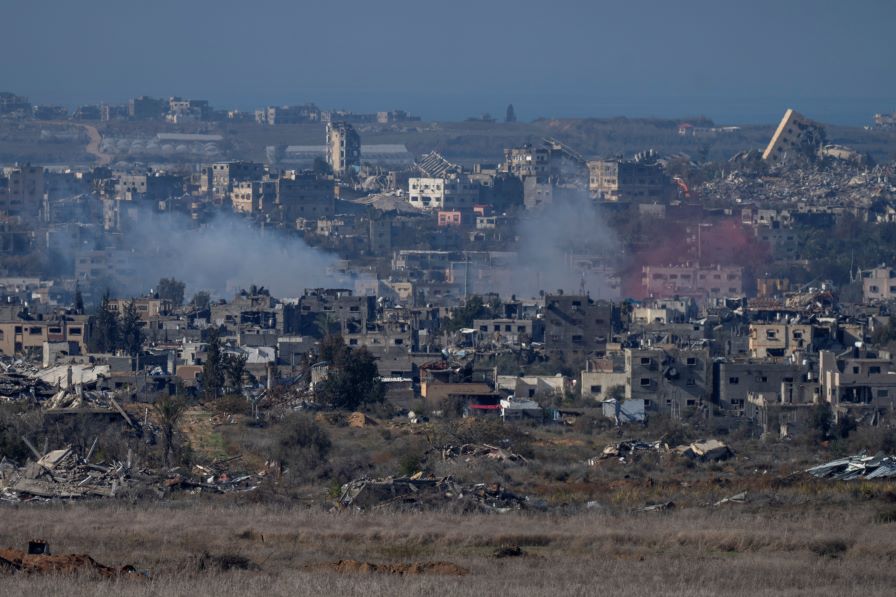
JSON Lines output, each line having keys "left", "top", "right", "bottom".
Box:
{"left": 2, "top": 0, "right": 894, "bottom": 125}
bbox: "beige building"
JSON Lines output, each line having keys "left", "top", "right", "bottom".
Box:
{"left": 625, "top": 347, "right": 712, "bottom": 413}
{"left": 862, "top": 266, "right": 896, "bottom": 302}
{"left": 641, "top": 264, "right": 743, "bottom": 300}
{"left": 762, "top": 108, "right": 824, "bottom": 162}
{"left": 209, "top": 162, "right": 265, "bottom": 203}
{"left": 326, "top": 122, "right": 361, "bottom": 178}
{"left": 587, "top": 159, "right": 670, "bottom": 202}
{"left": 0, "top": 316, "right": 89, "bottom": 356}
{"left": 502, "top": 144, "right": 551, "bottom": 178}
{"left": 820, "top": 349, "right": 896, "bottom": 414}
{"left": 748, "top": 323, "right": 814, "bottom": 359}
{"left": 231, "top": 180, "right": 277, "bottom": 214}
{"left": 109, "top": 297, "right": 172, "bottom": 321}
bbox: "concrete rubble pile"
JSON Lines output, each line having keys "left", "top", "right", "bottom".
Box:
{"left": 0, "top": 445, "right": 262, "bottom": 501}
{"left": 440, "top": 443, "right": 528, "bottom": 463}
{"left": 675, "top": 439, "right": 734, "bottom": 461}
{"left": 338, "top": 475, "right": 530, "bottom": 512}
{"left": 590, "top": 439, "right": 666, "bottom": 464}
{"left": 698, "top": 162, "right": 896, "bottom": 208}
{"left": 1, "top": 359, "right": 115, "bottom": 410}
{"left": 806, "top": 454, "right": 896, "bottom": 480}
{"left": 0, "top": 365, "right": 56, "bottom": 403}
{"left": 1, "top": 446, "right": 140, "bottom": 500}
{"left": 590, "top": 438, "right": 733, "bottom": 464}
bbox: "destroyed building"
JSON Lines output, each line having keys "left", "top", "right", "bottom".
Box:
{"left": 543, "top": 294, "right": 618, "bottom": 360}
{"left": 762, "top": 108, "right": 826, "bottom": 163}
{"left": 326, "top": 121, "right": 361, "bottom": 178}
{"left": 587, "top": 153, "right": 672, "bottom": 202}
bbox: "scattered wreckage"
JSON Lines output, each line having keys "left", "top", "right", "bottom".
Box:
{"left": 0, "top": 443, "right": 263, "bottom": 502}
{"left": 806, "top": 454, "right": 896, "bottom": 481}
{"left": 337, "top": 474, "right": 531, "bottom": 512}
{"left": 440, "top": 443, "right": 528, "bottom": 464}
{"left": 589, "top": 438, "right": 733, "bottom": 465}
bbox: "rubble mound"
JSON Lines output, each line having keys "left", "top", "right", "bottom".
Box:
{"left": 348, "top": 411, "right": 377, "bottom": 428}
{"left": 311, "top": 559, "right": 468, "bottom": 576}
{"left": 338, "top": 475, "right": 529, "bottom": 511}
{"left": 0, "top": 548, "right": 137, "bottom": 578}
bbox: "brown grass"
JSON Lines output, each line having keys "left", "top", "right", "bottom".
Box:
{"left": 0, "top": 500, "right": 894, "bottom": 595}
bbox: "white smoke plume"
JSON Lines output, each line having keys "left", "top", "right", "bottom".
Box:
{"left": 501, "top": 191, "right": 621, "bottom": 299}
{"left": 112, "top": 206, "right": 346, "bottom": 299}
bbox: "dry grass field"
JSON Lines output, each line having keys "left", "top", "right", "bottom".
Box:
{"left": 1, "top": 497, "right": 895, "bottom": 596}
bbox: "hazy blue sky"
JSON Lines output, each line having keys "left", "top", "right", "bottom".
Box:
{"left": 2, "top": 0, "right": 894, "bottom": 124}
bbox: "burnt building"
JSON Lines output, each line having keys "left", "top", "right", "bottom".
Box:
{"left": 543, "top": 294, "right": 618, "bottom": 359}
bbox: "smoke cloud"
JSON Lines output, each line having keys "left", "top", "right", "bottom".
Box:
{"left": 112, "top": 206, "right": 346, "bottom": 299}
{"left": 473, "top": 192, "right": 621, "bottom": 300}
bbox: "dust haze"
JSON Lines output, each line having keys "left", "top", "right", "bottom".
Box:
{"left": 113, "top": 206, "right": 346, "bottom": 299}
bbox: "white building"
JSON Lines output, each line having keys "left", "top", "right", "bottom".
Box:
{"left": 407, "top": 175, "right": 478, "bottom": 210}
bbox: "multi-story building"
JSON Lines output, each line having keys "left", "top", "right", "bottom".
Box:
{"left": 762, "top": 108, "right": 824, "bottom": 162}
{"left": 128, "top": 96, "right": 166, "bottom": 120}
{"left": 0, "top": 315, "right": 90, "bottom": 356}
{"left": 543, "top": 294, "right": 618, "bottom": 359}
{"left": 167, "top": 97, "right": 210, "bottom": 121}
{"left": 407, "top": 175, "right": 479, "bottom": 210}
{"left": 109, "top": 297, "right": 173, "bottom": 320}
{"left": 1, "top": 165, "right": 44, "bottom": 218}
{"left": 0, "top": 92, "right": 30, "bottom": 115}
{"left": 376, "top": 110, "right": 420, "bottom": 124}
{"left": 74, "top": 250, "right": 139, "bottom": 291}
{"left": 326, "top": 122, "right": 361, "bottom": 178}
{"left": 820, "top": 349, "right": 896, "bottom": 414}
{"left": 231, "top": 180, "right": 277, "bottom": 214}
{"left": 114, "top": 172, "right": 184, "bottom": 202}
{"left": 862, "top": 266, "right": 896, "bottom": 303}
{"left": 714, "top": 360, "right": 807, "bottom": 414}
{"left": 276, "top": 173, "right": 334, "bottom": 222}
{"left": 257, "top": 104, "right": 321, "bottom": 125}
{"left": 298, "top": 289, "right": 376, "bottom": 337}
{"left": 626, "top": 347, "right": 711, "bottom": 413}
{"left": 502, "top": 144, "right": 551, "bottom": 178}
{"left": 748, "top": 323, "right": 816, "bottom": 358}
{"left": 209, "top": 161, "right": 265, "bottom": 203}
{"left": 473, "top": 318, "right": 540, "bottom": 345}
{"left": 587, "top": 157, "right": 671, "bottom": 202}
{"left": 641, "top": 264, "right": 743, "bottom": 301}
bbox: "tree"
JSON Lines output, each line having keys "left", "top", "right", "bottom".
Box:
{"left": 312, "top": 156, "right": 332, "bottom": 176}
{"left": 812, "top": 401, "right": 834, "bottom": 442}
{"left": 315, "top": 337, "right": 384, "bottom": 410}
{"left": 505, "top": 103, "right": 517, "bottom": 123}
{"left": 191, "top": 291, "right": 211, "bottom": 310}
{"left": 119, "top": 299, "right": 143, "bottom": 356}
{"left": 443, "top": 295, "right": 492, "bottom": 332}
{"left": 202, "top": 328, "right": 225, "bottom": 399}
{"left": 271, "top": 413, "right": 331, "bottom": 477}
{"left": 224, "top": 353, "right": 248, "bottom": 392}
{"left": 157, "top": 277, "right": 186, "bottom": 307}
{"left": 152, "top": 393, "right": 189, "bottom": 467}
{"left": 89, "top": 291, "right": 119, "bottom": 353}
{"left": 838, "top": 412, "right": 857, "bottom": 439}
